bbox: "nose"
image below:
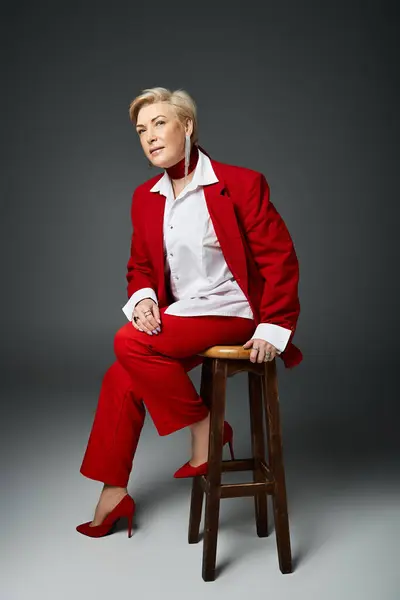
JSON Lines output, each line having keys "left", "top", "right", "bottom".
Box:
{"left": 147, "top": 129, "right": 157, "bottom": 145}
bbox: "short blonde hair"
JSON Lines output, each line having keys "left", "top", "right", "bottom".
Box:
{"left": 129, "top": 87, "right": 198, "bottom": 145}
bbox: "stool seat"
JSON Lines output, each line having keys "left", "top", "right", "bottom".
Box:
{"left": 199, "top": 345, "right": 252, "bottom": 360}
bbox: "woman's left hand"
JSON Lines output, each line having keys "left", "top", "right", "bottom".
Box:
{"left": 242, "top": 338, "right": 278, "bottom": 363}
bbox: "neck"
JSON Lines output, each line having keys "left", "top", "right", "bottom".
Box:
{"left": 165, "top": 143, "right": 199, "bottom": 180}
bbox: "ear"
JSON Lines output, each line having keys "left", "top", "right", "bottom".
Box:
{"left": 184, "top": 118, "right": 194, "bottom": 137}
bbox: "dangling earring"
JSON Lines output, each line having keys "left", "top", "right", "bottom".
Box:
{"left": 184, "top": 134, "right": 191, "bottom": 179}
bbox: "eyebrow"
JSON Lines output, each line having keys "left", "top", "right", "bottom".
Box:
{"left": 136, "top": 114, "right": 167, "bottom": 129}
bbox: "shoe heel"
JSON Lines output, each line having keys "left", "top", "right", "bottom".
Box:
{"left": 228, "top": 435, "right": 235, "bottom": 460}
{"left": 127, "top": 512, "right": 133, "bottom": 538}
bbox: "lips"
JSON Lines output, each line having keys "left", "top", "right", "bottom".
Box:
{"left": 150, "top": 147, "right": 164, "bottom": 154}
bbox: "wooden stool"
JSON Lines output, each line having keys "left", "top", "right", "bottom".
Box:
{"left": 188, "top": 345, "right": 292, "bottom": 581}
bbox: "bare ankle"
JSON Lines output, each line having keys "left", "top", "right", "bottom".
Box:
{"left": 102, "top": 484, "right": 127, "bottom": 495}
{"left": 189, "top": 412, "right": 210, "bottom": 432}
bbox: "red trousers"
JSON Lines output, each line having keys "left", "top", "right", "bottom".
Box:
{"left": 79, "top": 306, "right": 255, "bottom": 487}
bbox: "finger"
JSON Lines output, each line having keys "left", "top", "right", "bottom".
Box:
{"left": 146, "top": 314, "right": 160, "bottom": 331}
{"left": 152, "top": 304, "right": 162, "bottom": 326}
{"left": 142, "top": 313, "right": 160, "bottom": 333}
{"left": 256, "top": 345, "right": 268, "bottom": 363}
{"left": 258, "top": 344, "right": 273, "bottom": 363}
{"left": 135, "top": 312, "right": 154, "bottom": 334}
{"left": 131, "top": 317, "right": 144, "bottom": 332}
{"left": 137, "top": 312, "right": 160, "bottom": 334}
{"left": 257, "top": 349, "right": 265, "bottom": 363}
{"left": 264, "top": 349, "right": 275, "bottom": 362}
{"left": 250, "top": 348, "right": 259, "bottom": 363}
{"left": 137, "top": 317, "right": 155, "bottom": 334}
{"left": 139, "top": 308, "right": 160, "bottom": 331}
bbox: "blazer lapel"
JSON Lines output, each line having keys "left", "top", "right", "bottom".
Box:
{"left": 146, "top": 170, "right": 249, "bottom": 300}
{"left": 203, "top": 180, "right": 249, "bottom": 293}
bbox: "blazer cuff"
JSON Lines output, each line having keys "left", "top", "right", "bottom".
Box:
{"left": 121, "top": 287, "right": 158, "bottom": 321}
{"left": 251, "top": 323, "right": 292, "bottom": 354}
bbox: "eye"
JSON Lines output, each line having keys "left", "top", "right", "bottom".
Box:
{"left": 156, "top": 120, "right": 165, "bottom": 126}
{"left": 137, "top": 129, "right": 145, "bottom": 135}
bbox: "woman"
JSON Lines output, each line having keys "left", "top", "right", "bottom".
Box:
{"left": 76, "top": 87, "right": 302, "bottom": 538}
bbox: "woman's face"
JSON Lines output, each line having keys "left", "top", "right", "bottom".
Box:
{"left": 136, "top": 102, "right": 193, "bottom": 169}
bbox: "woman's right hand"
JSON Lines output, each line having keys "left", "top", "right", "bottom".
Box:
{"left": 131, "top": 298, "right": 162, "bottom": 335}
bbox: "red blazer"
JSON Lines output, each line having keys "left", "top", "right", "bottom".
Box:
{"left": 126, "top": 154, "right": 303, "bottom": 369}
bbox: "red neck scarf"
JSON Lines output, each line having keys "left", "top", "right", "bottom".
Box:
{"left": 165, "top": 143, "right": 200, "bottom": 180}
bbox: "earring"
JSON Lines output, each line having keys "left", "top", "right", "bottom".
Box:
{"left": 184, "top": 134, "right": 190, "bottom": 179}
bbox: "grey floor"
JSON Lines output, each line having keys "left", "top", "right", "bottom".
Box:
{"left": 2, "top": 360, "right": 399, "bottom": 600}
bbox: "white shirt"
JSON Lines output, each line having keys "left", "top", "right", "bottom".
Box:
{"left": 122, "top": 149, "right": 291, "bottom": 353}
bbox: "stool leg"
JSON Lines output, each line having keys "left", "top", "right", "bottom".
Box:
{"left": 188, "top": 359, "right": 212, "bottom": 544}
{"left": 202, "top": 359, "right": 227, "bottom": 582}
{"left": 263, "top": 360, "right": 293, "bottom": 574}
{"left": 248, "top": 371, "right": 269, "bottom": 537}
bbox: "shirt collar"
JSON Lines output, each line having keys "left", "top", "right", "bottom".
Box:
{"left": 149, "top": 147, "right": 218, "bottom": 197}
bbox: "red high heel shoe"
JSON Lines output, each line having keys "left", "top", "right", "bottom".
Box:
{"left": 76, "top": 493, "right": 135, "bottom": 538}
{"left": 173, "top": 420, "right": 235, "bottom": 478}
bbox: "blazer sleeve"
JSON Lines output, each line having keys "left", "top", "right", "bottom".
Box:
{"left": 125, "top": 188, "right": 158, "bottom": 299}
{"left": 241, "top": 173, "right": 300, "bottom": 336}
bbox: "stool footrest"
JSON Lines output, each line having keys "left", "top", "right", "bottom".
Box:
{"left": 220, "top": 458, "right": 256, "bottom": 472}
{"left": 196, "top": 458, "right": 275, "bottom": 498}
{"left": 218, "top": 458, "right": 274, "bottom": 481}
{"left": 220, "top": 481, "right": 274, "bottom": 498}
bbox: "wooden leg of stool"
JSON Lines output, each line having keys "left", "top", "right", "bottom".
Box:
{"left": 263, "top": 360, "right": 293, "bottom": 574}
{"left": 202, "top": 359, "right": 227, "bottom": 582}
{"left": 248, "top": 371, "right": 269, "bottom": 537}
{"left": 188, "top": 359, "right": 212, "bottom": 544}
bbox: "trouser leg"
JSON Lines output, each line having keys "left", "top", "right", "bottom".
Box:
{"left": 79, "top": 353, "right": 204, "bottom": 487}
{"left": 113, "top": 307, "right": 255, "bottom": 437}
{"left": 80, "top": 307, "right": 255, "bottom": 485}
{"left": 79, "top": 360, "right": 145, "bottom": 487}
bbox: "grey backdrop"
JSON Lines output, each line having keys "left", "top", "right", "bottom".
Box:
{"left": 1, "top": 2, "right": 399, "bottom": 599}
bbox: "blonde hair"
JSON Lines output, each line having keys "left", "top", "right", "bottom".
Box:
{"left": 129, "top": 87, "right": 198, "bottom": 145}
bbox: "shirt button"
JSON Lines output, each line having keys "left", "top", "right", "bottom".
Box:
{"left": 170, "top": 225, "right": 173, "bottom": 229}
{"left": 170, "top": 253, "right": 173, "bottom": 257}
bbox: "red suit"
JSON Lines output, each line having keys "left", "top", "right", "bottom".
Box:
{"left": 79, "top": 156, "right": 302, "bottom": 487}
